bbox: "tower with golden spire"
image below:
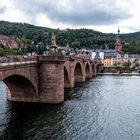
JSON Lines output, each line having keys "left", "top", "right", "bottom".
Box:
{"left": 115, "top": 27, "right": 122, "bottom": 53}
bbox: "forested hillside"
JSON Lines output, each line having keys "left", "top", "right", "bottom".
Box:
{"left": 0, "top": 21, "right": 140, "bottom": 54}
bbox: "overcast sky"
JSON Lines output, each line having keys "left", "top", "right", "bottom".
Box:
{"left": 0, "top": 0, "right": 140, "bottom": 33}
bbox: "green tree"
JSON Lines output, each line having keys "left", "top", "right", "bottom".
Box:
{"left": 122, "top": 61, "right": 131, "bottom": 72}
{"left": 71, "top": 41, "right": 80, "bottom": 49}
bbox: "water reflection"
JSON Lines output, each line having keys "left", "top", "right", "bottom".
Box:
{"left": 0, "top": 76, "right": 140, "bottom": 140}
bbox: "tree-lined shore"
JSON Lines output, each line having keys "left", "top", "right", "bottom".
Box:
{"left": 0, "top": 21, "right": 140, "bottom": 55}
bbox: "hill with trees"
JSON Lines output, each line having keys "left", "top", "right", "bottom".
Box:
{"left": 0, "top": 21, "right": 140, "bottom": 55}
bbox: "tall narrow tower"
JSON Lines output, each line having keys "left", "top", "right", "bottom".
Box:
{"left": 115, "top": 27, "right": 122, "bottom": 53}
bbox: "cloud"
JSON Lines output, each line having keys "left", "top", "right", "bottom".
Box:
{"left": 1, "top": 0, "right": 139, "bottom": 33}
{"left": 11, "top": 0, "right": 132, "bottom": 26}
{"left": 0, "top": 5, "right": 6, "bottom": 14}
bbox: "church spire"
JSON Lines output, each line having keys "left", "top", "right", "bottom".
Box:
{"left": 117, "top": 27, "right": 120, "bottom": 39}
{"left": 118, "top": 27, "right": 120, "bottom": 35}
{"left": 115, "top": 27, "right": 122, "bottom": 53}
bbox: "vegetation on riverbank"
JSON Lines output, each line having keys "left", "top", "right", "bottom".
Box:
{"left": 0, "top": 21, "right": 140, "bottom": 55}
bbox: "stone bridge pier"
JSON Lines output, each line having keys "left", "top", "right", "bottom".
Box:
{"left": 38, "top": 56, "right": 65, "bottom": 103}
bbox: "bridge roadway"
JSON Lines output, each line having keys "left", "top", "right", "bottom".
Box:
{"left": 0, "top": 55, "right": 101, "bottom": 104}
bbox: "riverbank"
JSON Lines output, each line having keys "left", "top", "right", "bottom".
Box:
{"left": 97, "top": 73, "right": 140, "bottom": 76}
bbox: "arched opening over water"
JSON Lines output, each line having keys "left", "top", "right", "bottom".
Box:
{"left": 85, "top": 63, "right": 90, "bottom": 79}
{"left": 0, "top": 81, "right": 8, "bottom": 101}
{"left": 74, "top": 62, "right": 83, "bottom": 82}
{"left": 3, "top": 74, "right": 37, "bottom": 101}
{"left": 64, "top": 66, "right": 70, "bottom": 88}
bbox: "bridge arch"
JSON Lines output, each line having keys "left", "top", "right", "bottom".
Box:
{"left": 64, "top": 66, "right": 70, "bottom": 88}
{"left": 85, "top": 62, "right": 91, "bottom": 79}
{"left": 74, "top": 62, "right": 84, "bottom": 82}
{"left": 3, "top": 74, "right": 37, "bottom": 101}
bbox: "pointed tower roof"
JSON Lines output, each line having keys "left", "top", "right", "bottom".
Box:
{"left": 118, "top": 27, "right": 120, "bottom": 34}
{"left": 115, "top": 27, "right": 122, "bottom": 53}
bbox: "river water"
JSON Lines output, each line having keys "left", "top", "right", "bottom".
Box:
{"left": 0, "top": 76, "right": 140, "bottom": 140}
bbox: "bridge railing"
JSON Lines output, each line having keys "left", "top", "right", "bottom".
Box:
{"left": 37, "top": 55, "right": 65, "bottom": 62}
{"left": 63, "top": 54, "right": 98, "bottom": 62}
{"left": 0, "top": 54, "right": 101, "bottom": 66}
{"left": 0, "top": 56, "right": 37, "bottom": 66}
{"left": 74, "top": 54, "right": 91, "bottom": 61}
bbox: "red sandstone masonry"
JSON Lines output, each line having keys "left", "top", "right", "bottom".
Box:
{"left": 38, "top": 56, "right": 65, "bottom": 103}
{"left": 0, "top": 56, "right": 99, "bottom": 104}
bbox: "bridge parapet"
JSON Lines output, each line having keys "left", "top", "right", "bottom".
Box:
{"left": 0, "top": 56, "right": 37, "bottom": 63}
{"left": 0, "top": 56, "right": 37, "bottom": 67}
{"left": 38, "top": 55, "right": 64, "bottom": 62}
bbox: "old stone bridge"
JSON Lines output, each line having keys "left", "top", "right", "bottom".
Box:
{"left": 0, "top": 55, "right": 101, "bottom": 104}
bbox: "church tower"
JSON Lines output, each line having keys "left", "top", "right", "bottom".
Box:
{"left": 115, "top": 28, "right": 122, "bottom": 53}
